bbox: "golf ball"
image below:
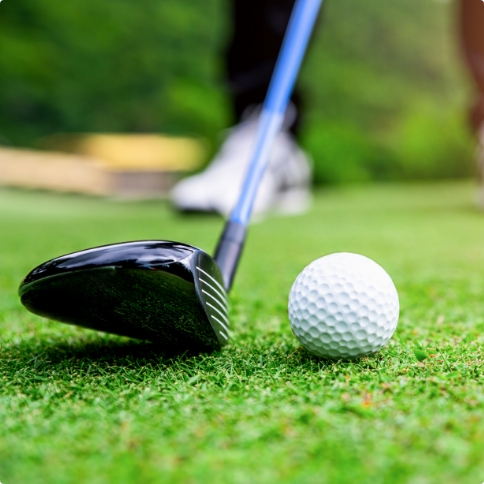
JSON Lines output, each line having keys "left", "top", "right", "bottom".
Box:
{"left": 288, "top": 253, "right": 399, "bottom": 359}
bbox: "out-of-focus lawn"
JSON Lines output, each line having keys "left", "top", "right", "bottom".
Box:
{"left": 1, "top": 181, "right": 484, "bottom": 483}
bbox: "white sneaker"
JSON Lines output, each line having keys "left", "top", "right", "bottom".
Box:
{"left": 170, "top": 108, "right": 312, "bottom": 217}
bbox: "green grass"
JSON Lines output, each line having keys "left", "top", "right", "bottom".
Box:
{"left": 1, "top": 181, "right": 484, "bottom": 483}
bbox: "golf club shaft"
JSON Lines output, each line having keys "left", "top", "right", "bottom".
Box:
{"left": 214, "top": 0, "right": 322, "bottom": 291}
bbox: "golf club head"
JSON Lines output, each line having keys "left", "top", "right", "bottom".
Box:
{"left": 19, "top": 241, "right": 229, "bottom": 352}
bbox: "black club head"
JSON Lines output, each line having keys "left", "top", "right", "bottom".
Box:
{"left": 19, "top": 241, "right": 229, "bottom": 352}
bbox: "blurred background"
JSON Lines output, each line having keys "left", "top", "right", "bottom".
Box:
{"left": 0, "top": 0, "right": 475, "bottom": 186}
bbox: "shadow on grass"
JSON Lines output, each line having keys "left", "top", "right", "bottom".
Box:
{"left": 1, "top": 333, "right": 223, "bottom": 375}
{"left": 43, "top": 338, "right": 202, "bottom": 363}
{"left": 291, "top": 347, "right": 385, "bottom": 369}
{"left": 0, "top": 331, "right": 388, "bottom": 386}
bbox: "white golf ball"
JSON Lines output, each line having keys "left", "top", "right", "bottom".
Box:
{"left": 288, "top": 253, "right": 399, "bottom": 359}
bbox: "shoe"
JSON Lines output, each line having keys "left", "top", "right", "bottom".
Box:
{"left": 170, "top": 106, "right": 312, "bottom": 217}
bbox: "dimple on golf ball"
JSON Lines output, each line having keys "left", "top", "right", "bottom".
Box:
{"left": 288, "top": 252, "right": 399, "bottom": 359}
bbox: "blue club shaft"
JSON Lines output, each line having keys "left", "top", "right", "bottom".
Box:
{"left": 230, "top": 0, "right": 323, "bottom": 225}
{"left": 214, "top": 0, "right": 322, "bottom": 290}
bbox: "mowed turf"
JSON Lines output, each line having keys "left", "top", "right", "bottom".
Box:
{"left": 1, "top": 181, "right": 484, "bottom": 484}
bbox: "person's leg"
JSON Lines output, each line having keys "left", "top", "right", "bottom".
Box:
{"left": 170, "top": 0, "right": 314, "bottom": 216}
{"left": 225, "top": 0, "right": 302, "bottom": 134}
{"left": 460, "top": 0, "right": 484, "bottom": 133}
{"left": 460, "top": 0, "right": 484, "bottom": 207}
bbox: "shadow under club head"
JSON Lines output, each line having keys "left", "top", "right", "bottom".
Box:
{"left": 19, "top": 241, "right": 229, "bottom": 351}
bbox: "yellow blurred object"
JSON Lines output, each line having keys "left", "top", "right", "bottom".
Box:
{"left": 0, "top": 148, "right": 108, "bottom": 196}
{"left": 0, "top": 132, "right": 207, "bottom": 198}
{"left": 39, "top": 133, "right": 206, "bottom": 171}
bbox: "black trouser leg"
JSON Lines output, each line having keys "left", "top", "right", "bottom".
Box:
{"left": 225, "top": 0, "right": 302, "bottom": 134}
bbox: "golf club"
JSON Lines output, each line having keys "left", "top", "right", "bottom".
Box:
{"left": 18, "top": 0, "right": 322, "bottom": 352}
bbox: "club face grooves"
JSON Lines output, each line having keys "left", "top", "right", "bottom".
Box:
{"left": 193, "top": 251, "right": 230, "bottom": 345}
{"left": 19, "top": 241, "right": 229, "bottom": 351}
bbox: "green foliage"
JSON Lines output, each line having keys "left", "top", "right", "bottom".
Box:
{"left": 2, "top": 182, "right": 484, "bottom": 482}
{"left": 0, "top": 0, "right": 230, "bottom": 145}
{"left": 0, "top": 0, "right": 476, "bottom": 181}
{"left": 388, "top": 103, "right": 474, "bottom": 179}
{"left": 300, "top": 0, "right": 475, "bottom": 182}
{"left": 301, "top": 121, "right": 397, "bottom": 184}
